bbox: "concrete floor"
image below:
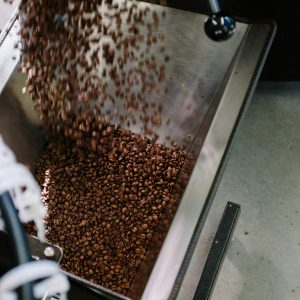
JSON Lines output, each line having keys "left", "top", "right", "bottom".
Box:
{"left": 209, "top": 81, "right": 300, "bottom": 300}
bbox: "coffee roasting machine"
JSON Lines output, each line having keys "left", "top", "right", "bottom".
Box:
{"left": 0, "top": 0, "right": 275, "bottom": 299}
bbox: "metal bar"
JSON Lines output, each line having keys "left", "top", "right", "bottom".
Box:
{"left": 208, "top": 0, "right": 220, "bottom": 13}
{"left": 193, "top": 202, "right": 240, "bottom": 300}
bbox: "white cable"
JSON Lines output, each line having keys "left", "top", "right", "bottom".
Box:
{"left": 0, "top": 260, "right": 70, "bottom": 300}
{"left": 0, "top": 136, "right": 46, "bottom": 240}
{"left": 0, "top": 137, "right": 69, "bottom": 299}
{"left": 0, "top": 136, "right": 16, "bottom": 167}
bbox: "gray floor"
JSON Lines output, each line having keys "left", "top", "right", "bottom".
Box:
{"left": 209, "top": 81, "right": 300, "bottom": 300}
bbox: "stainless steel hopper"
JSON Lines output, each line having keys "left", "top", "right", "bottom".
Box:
{"left": 0, "top": 3, "right": 275, "bottom": 300}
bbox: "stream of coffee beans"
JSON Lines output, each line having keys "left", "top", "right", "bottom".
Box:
{"left": 19, "top": 0, "right": 169, "bottom": 144}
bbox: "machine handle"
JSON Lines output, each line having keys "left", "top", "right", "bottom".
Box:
{"left": 193, "top": 202, "right": 240, "bottom": 300}
{"left": 205, "top": 0, "right": 236, "bottom": 41}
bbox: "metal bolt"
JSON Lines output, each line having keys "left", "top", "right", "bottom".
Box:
{"left": 44, "top": 246, "right": 55, "bottom": 258}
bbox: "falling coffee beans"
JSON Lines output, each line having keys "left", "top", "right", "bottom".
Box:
{"left": 18, "top": 0, "right": 169, "bottom": 145}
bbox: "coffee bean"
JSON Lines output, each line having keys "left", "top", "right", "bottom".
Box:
{"left": 142, "top": 223, "right": 149, "bottom": 230}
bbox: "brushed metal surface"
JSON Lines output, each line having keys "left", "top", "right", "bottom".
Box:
{"left": 136, "top": 5, "right": 248, "bottom": 148}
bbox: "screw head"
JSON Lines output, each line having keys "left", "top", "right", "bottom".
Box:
{"left": 44, "top": 246, "right": 55, "bottom": 258}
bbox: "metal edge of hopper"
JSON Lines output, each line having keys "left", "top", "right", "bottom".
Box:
{"left": 0, "top": 9, "right": 20, "bottom": 94}
{"left": 141, "top": 19, "right": 276, "bottom": 300}
{"left": 0, "top": 6, "right": 19, "bottom": 46}
{"left": 61, "top": 270, "right": 131, "bottom": 300}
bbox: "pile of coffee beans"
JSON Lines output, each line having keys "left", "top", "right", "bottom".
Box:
{"left": 31, "top": 127, "right": 185, "bottom": 295}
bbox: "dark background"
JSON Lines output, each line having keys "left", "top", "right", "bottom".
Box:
{"left": 168, "top": 0, "right": 300, "bottom": 81}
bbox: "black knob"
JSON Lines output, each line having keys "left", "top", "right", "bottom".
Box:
{"left": 204, "top": 12, "right": 236, "bottom": 41}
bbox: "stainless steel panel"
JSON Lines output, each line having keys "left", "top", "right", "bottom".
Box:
{"left": 170, "top": 23, "right": 275, "bottom": 300}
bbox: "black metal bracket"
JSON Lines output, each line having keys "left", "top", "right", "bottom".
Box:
{"left": 0, "top": 192, "right": 33, "bottom": 300}
{"left": 193, "top": 201, "right": 240, "bottom": 300}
